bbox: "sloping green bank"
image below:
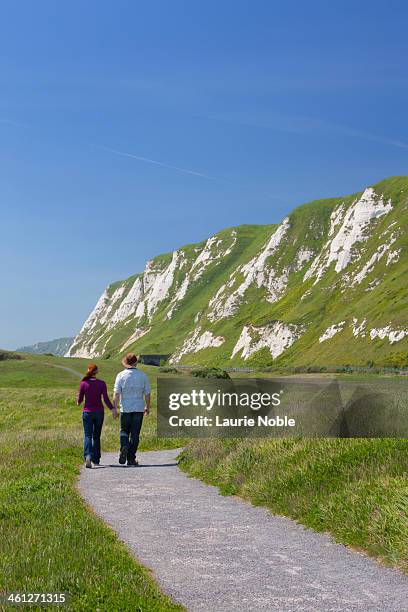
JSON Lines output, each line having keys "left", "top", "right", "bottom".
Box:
{"left": 180, "top": 439, "right": 408, "bottom": 573}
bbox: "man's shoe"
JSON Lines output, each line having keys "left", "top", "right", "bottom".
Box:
{"left": 92, "top": 460, "right": 100, "bottom": 466}
{"left": 85, "top": 455, "right": 92, "bottom": 469}
{"left": 119, "top": 446, "right": 128, "bottom": 465}
{"left": 127, "top": 459, "right": 139, "bottom": 466}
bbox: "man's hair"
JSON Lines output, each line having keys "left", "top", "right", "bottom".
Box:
{"left": 122, "top": 353, "right": 138, "bottom": 367}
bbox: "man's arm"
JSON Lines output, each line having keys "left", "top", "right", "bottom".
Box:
{"left": 144, "top": 375, "right": 151, "bottom": 415}
{"left": 112, "top": 374, "right": 121, "bottom": 419}
{"left": 144, "top": 393, "right": 151, "bottom": 416}
{"left": 110, "top": 393, "right": 119, "bottom": 419}
{"left": 113, "top": 392, "right": 120, "bottom": 411}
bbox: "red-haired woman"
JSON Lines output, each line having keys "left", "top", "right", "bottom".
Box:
{"left": 77, "top": 364, "right": 116, "bottom": 468}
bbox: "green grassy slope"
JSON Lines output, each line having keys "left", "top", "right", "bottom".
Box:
{"left": 274, "top": 176, "right": 408, "bottom": 367}
{"left": 70, "top": 224, "right": 276, "bottom": 360}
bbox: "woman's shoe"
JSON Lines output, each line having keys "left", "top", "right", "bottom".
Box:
{"left": 85, "top": 455, "right": 92, "bottom": 469}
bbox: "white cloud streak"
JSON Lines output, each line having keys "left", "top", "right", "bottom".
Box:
{"left": 208, "top": 113, "right": 408, "bottom": 151}
{"left": 323, "top": 121, "right": 408, "bottom": 151}
{"left": 96, "top": 145, "right": 234, "bottom": 184}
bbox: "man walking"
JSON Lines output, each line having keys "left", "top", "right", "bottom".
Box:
{"left": 113, "top": 353, "right": 151, "bottom": 466}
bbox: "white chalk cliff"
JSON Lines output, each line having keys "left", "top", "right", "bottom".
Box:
{"left": 67, "top": 177, "right": 407, "bottom": 366}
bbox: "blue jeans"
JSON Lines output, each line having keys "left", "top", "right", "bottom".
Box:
{"left": 82, "top": 411, "right": 104, "bottom": 463}
{"left": 120, "top": 412, "right": 144, "bottom": 461}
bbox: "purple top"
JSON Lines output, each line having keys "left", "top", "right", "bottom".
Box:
{"left": 77, "top": 378, "right": 114, "bottom": 412}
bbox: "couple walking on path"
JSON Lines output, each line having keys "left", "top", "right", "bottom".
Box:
{"left": 76, "top": 353, "right": 151, "bottom": 468}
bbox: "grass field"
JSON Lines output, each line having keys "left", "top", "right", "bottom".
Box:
{"left": 180, "top": 438, "right": 408, "bottom": 573}
{"left": 0, "top": 353, "right": 183, "bottom": 611}
{"left": 2, "top": 352, "right": 407, "bottom": 609}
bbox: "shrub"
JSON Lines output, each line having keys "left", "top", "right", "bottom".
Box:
{"left": 0, "top": 350, "right": 23, "bottom": 361}
{"left": 191, "top": 367, "right": 230, "bottom": 379}
{"left": 381, "top": 352, "right": 408, "bottom": 369}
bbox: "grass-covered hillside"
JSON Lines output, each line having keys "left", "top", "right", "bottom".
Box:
{"left": 68, "top": 176, "right": 408, "bottom": 368}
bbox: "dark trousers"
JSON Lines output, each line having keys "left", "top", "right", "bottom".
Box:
{"left": 82, "top": 411, "right": 104, "bottom": 463}
{"left": 120, "top": 412, "right": 144, "bottom": 461}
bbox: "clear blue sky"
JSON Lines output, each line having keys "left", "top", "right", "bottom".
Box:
{"left": 1, "top": 0, "right": 407, "bottom": 349}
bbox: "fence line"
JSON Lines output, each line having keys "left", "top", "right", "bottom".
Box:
{"left": 169, "top": 364, "right": 408, "bottom": 375}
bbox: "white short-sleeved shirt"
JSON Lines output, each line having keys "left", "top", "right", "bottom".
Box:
{"left": 113, "top": 368, "right": 151, "bottom": 413}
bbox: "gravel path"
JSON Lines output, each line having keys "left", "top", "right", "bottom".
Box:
{"left": 44, "top": 362, "right": 82, "bottom": 378}
{"left": 79, "top": 449, "right": 408, "bottom": 612}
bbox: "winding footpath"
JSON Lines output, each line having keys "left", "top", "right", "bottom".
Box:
{"left": 79, "top": 449, "right": 408, "bottom": 612}
{"left": 44, "top": 362, "right": 82, "bottom": 378}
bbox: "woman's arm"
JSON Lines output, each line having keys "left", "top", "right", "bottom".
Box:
{"left": 102, "top": 381, "right": 114, "bottom": 411}
{"left": 77, "top": 382, "right": 85, "bottom": 406}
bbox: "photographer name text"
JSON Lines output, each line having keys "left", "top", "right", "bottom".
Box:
{"left": 168, "top": 415, "right": 295, "bottom": 428}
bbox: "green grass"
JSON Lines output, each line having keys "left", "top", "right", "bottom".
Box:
{"left": 0, "top": 356, "right": 183, "bottom": 611}
{"left": 180, "top": 438, "right": 408, "bottom": 573}
{"left": 2, "top": 353, "right": 407, "bottom": 610}
{"left": 0, "top": 353, "right": 124, "bottom": 388}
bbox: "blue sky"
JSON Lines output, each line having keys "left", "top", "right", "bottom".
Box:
{"left": 1, "top": 0, "right": 408, "bottom": 349}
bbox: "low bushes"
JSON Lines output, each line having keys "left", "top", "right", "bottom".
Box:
{"left": 0, "top": 349, "right": 23, "bottom": 361}
{"left": 159, "top": 366, "right": 181, "bottom": 374}
{"left": 191, "top": 367, "right": 230, "bottom": 379}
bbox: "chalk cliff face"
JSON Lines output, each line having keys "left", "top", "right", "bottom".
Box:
{"left": 67, "top": 176, "right": 408, "bottom": 367}
{"left": 17, "top": 337, "right": 74, "bottom": 356}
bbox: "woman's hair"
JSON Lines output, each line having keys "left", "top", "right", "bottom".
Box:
{"left": 82, "top": 363, "right": 98, "bottom": 381}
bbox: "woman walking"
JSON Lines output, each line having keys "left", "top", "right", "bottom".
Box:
{"left": 77, "top": 363, "right": 117, "bottom": 468}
